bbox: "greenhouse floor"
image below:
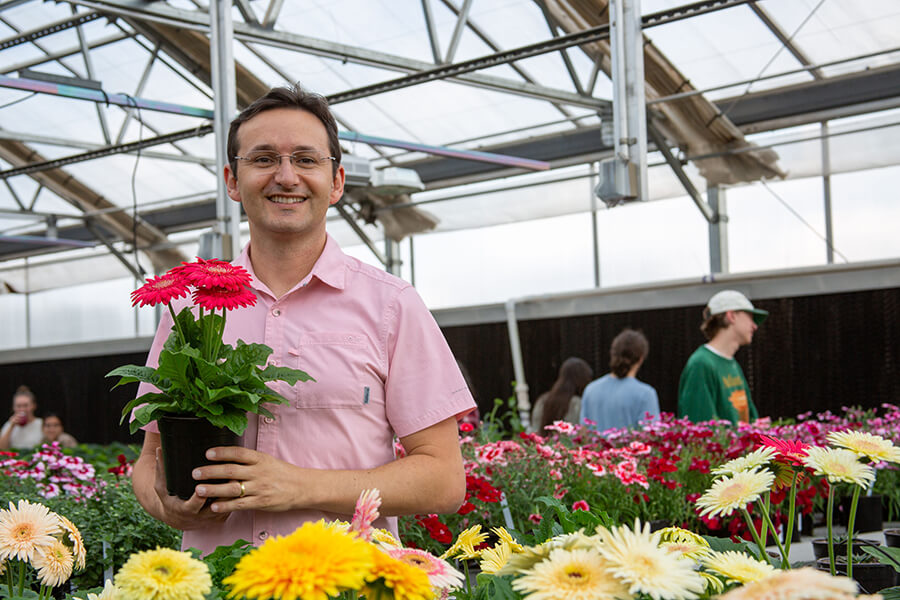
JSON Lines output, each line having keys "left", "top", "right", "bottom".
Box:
{"left": 778, "top": 521, "right": 899, "bottom": 565}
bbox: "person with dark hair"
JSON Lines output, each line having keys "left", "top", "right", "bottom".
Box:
{"left": 41, "top": 413, "right": 78, "bottom": 448}
{"left": 131, "top": 84, "right": 475, "bottom": 555}
{"left": 579, "top": 329, "right": 659, "bottom": 432}
{"left": 678, "top": 290, "right": 768, "bottom": 425}
{"left": 529, "top": 357, "right": 593, "bottom": 433}
{"left": 0, "top": 385, "right": 43, "bottom": 449}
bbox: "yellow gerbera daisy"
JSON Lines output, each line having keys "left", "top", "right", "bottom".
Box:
{"left": 801, "top": 447, "right": 876, "bottom": 486}
{"left": 658, "top": 527, "right": 711, "bottom": 560}
{"left": 56, "top": 514, "right": 86, "bottom": 570}
{"left": 115, "top": 546, "right": 211, "bottom": 600}
{"left": 827, "top": 431, "right": 900, "bottom": 464}
{"left": 0, "top": 499, "right": 61, "bottom": 563}
{"left": 491, "top": 527, "right": 525, "bottom": 553}
{"left": 595, "top": 520, "right": 706, "bottom": 600}
{"left": 223, "top": 521, "right": 373, "bottom": 600}
{"left": 479, "top": 541, "right": 513, "bottom": 574}
{"left": 712, "top": 447, "right": 778, "bottom": 476}
{"left": 512, "top": 548, "right": 628, "bottom": 600}
{"left": 87, "top": 579, "right": 120, "bottom": 600}
{"left": 498, "top": 531, "right": 594, "bottom": 575}
{"left": 703, "top": 551, "right": 777, "bottom": 584}
{"left": 700, "top": 570, "right": 725, "bottom": 594}
{"left": 371, "top": 528, "right": 402, "bottom": 549}
{"left": 440, "top": 525, "right": 488, "bottom": 560}
{"left": 32, "top": 538, "right": 74, "bottom": 588}
{"left": 362, "top": 547, "right": 434, "bottom": 600}
{"left": 716, "top": 566, "right": 858, "bottom": 600}
{"left": 695, "top": 468, "right": 775, "bottom": 518}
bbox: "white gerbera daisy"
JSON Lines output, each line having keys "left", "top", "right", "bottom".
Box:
{"left": 87, "top": 579, "right": 120, "bottom": 600}
{"left": 827, "top": 430, "right": 900, "bottom": 464}
{"left": 32, "top": 538, "right": 75, "bottom": 587}
{"left": 595, "top": 520, "right": 706, "bottom": 600}
{"left": 712, "top": 447, "right": 779, "bottom": 476}
{"left": 802, "top": 446, "right": 876, "bottom": 486}
{"left": 695, "top": 468, "right": 775, "bottom": 518}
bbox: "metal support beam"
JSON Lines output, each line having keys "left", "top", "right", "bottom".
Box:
{"left": 1, "top": 33, "right": 128, "bottom": 75}
{"left": 537, "top": 1, "right": 584, "bottom": 95}
{"left": 333, "top": 201, "right": 388, "bottom": 266}
{"left": 64, "top": 0, "right": 609, "bottom": 110}
{"left": 647, "top": 123, "right": 715, "bottom": 222}
{"left": 116, "top": 41, "right": 160, "bottom": 144}
{"left": 209, "top": 0, "right": 240, "bottom": 261}
{"left": 420, "top": 0, "right": 442, "bottom": 64}
{"left": 72, "top": 5, "right": 111, "bottom": 144}
{"left": 707, "top": 186, "right": 728, "bottom": 274}
{"left": 233, "top": 0, "right": 258, "bottom": 26}
{"left": 443, "top": 0, "right": 472, "bottom": 63}
{"left": 821, "top": 121, "right": 834, "bottom": 264}
{"left": 83, "top": 219, "right": 145, "bottom": 279}
{"left": 384, "top": 239, "right": 402, "bottom": 276}
{"left": 260, "top": 0, "right": 283, "bottom": 28}
{"left": 0, "top": 11, "right": 101, "bottom": 50}
{"left": 749, "top": 2, "right": 823, "bottom": 80}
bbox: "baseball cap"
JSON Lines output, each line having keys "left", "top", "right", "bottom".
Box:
{"left": 705, "top": 290, "right": 769, "bottom": 325}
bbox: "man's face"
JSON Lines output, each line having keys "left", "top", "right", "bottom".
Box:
{"left": 731, "top": 310, "right": 758, "bottom": 346}
{"left": 225, "top": 107, "right": 345, "bottom": 241}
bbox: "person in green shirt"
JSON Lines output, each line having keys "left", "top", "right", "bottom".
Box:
{"left": 678, "top": 290, "right": 768, "bottom": 425}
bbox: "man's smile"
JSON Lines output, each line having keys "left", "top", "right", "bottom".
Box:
{"left": 268, "top": 194, "right": 308, "bottom": 204}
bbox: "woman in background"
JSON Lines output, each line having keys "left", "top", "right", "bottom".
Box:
{"left": 41, "top": 413, "right": 78, "bottom": 448}
{"left": 529, "top": 357, "right": 593, "bottom": 433}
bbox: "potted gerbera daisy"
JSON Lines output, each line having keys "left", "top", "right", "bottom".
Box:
{"left": 107, "top": 257, "right": 313, "bottom": 499}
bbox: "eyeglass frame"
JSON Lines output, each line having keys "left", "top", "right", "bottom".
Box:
{"left": 232, "top": 150, "right": 337, "bottom": 171}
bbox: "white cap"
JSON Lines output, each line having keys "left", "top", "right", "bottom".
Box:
{"left": 705, "top": 290, "right": 768, "bottom": 325}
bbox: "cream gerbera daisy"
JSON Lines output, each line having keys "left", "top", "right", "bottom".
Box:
{"left": 512, "top": 548, "right": 628, "bottom": 600}
{"left": 56, "top": 514, "right": 86, "bottom": 570}
{"left": 595, "top": 520, "right": 706, "bottom": 600}
{"left": 479, "top": 542, "right": 513, "bottom": 574}
{"left": 115, "top": 547, "right": 211, "bottom": 600}
{"left": 371, "top": 528, "right": 403, "bottom": 549}
{"left": 386, "top": 547, "right": 464, "bottom": 590}
{"left": 802, "top": 447, "right": 876, "bottom": 486}
{"left": 827, "top": 430, "right": 900, "bottom": 464}
{"left": 703, "top": 551, "right": 777, "bottom": 584}
{"left": 658, "top": 526, "right": 712, "bottom": 561}
{"left": 498, "top": 531, "right": 594, "bottom": 575}
{"left": 712, "top": 447, "right": 778, "bottom": 476}
{"left": 0, "top": 499, "right": 61, "bottom": 563}
{"left": 695, "top": 468, "right": 775, "bottom": 519}
{"left": 32, "top": 538, "right": 74, "bottom": 587}
{"left": 440, "top": 525, "right": 488, "bottom": 560}
{"left": 716, "top": 566, "right": 859, "bottom": 600}
{"left": 700, "top": 570, "right": 725, "bottom": 594}
{"left": 87, "top": 579, "right": 120, "bottom": 600}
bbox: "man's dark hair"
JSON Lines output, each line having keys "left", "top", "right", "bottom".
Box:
{"left": 609, "top": 329, "right": 649, "bottom": 378}
{"left": 227, "top": 84, "right": 341, "bottom": 176}
{"left": 700, "top": 310, "right": 730, "bottom": 341}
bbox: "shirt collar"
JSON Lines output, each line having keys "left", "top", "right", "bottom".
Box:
{"left": 234, "top": 233, "right": 347, "bottom": 296}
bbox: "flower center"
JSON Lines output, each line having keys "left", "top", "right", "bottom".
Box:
{"left": 154, "top": 566, "right": 170, "bottom": 576}
{"left": 565, "top": 568, "right": 585, "bottom": 580}
{"left": 14, "top": 525, "right": 33, "bottom": 540}
{"left": 719, "top": 482, "right": 748, "bottom": 503}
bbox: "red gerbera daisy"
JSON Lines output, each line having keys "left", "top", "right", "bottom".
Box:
{"left": 757, "top": 435, "right": 810, "bottom": 466}
{"left": 192, "top": 286, "right": 257, "bottom": 311}
{"left": 130, "top": 273, "right": 190, "bottom": 307}
{"left": 181, "top": 257, "right": 252, "bottom": 291}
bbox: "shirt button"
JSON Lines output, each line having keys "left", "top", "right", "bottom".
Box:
{"left": 265, "top": 417, "right": 275, "bottom": 424}
{"left": 272, "top": 308, "right": 281, "bottom": 317}
{"left": 258, "top": 531, "right": 268, "bottom": 540}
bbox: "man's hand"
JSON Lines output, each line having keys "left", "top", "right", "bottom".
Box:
{"left": 151, "top": 448, "right": 229, "bottom": 530}
{"left": 193, "top": 446, "right": 302, "bottom": 514}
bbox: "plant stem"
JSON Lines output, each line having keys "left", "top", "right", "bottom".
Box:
{"left": 826, "top": 484, "right": 836, "bottom": 576}
{"left": 17, "top": 560, "right": 24, "bottom": 597}
{"left": 463, "top": 559, "right": 472, "bottom": 598}
{"left": 5, "top": 562, "right": 13, "bottom": 597}
{"left": 167, "top": 302, "right": 186, "bottom": 347}
{"left": 741, "top": 507, "right": 769, "bottom": 561}
{"left": 759, "top": 491, "right": 770, "bottom": 545}
{"left": 783, "top": 471, "right": 799, "bottom": 568}
{"left": 845, "top": 484, "right": 862, "bottom": 580}
{"left": 758, "top": 508, "right": 787, "bottom": 566}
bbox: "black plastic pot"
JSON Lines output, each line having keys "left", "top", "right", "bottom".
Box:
{"left": 885, "top": 529, "right": 900, "bottom": 548}
{"left": 158, "top": 414, "right": 240, "bottom": 500}
{"left": 836, "top": 494, "right": 883, "bottom": 532}
{"left": 816, "top": 557, "right": 899, "bottom": 593}
{"left": 811, "top": 537, "right": 870, "bottom": 560}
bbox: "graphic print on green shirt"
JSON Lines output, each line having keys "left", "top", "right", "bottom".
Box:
{"left": 677, "top": 346, "right": 758, "bottom": 425}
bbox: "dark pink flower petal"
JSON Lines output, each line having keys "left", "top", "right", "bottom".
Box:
{"left": 130, "top": 273, "right": 190, "bottom": 307}
{"left": 192, "top": 286, "right": 257, "bottom": 311}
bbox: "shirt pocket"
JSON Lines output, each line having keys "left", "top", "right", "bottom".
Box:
{"left": 288, "top": 332, "right": 384, "bottom": 410}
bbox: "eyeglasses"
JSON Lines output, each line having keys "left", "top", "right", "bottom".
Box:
{"left": 233, "top": 150, "right": 336, "bottom": 171}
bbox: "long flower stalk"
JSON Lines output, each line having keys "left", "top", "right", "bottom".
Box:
{"left": 845, "top": 485, "right": 862, "bottom": 580}
{"left": 18, "top": 561, "right": 25, "bottom": 597}
{"left": 759, "top": 492, "right": 770, "bottom": 546}
{"left": 757, "top": 507, "right": 787, "bottom": 564}
{"left": 781, "top": 471, "right": 799, "bottom": 569}
{"left": 740, "top": 507, "right": 769, "bottom": 562}
{"left": 826, "top": 485, "right": 836, "bottom": 576}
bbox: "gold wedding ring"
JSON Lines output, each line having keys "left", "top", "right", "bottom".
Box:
{"left": 239, "top": 481, "right": 246, "bottom": 498}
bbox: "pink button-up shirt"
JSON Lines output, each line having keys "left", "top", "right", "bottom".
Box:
{"left": 139, "top": 235, "right": 474, "bottom": 554}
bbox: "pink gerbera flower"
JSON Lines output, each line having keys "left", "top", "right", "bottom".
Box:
{"left": 349, "top": 488, "right": 381, "bottom": 542}
{"left": 757, "top": 435, "right": 810, "bottom": 466}
{"left": 181, "top": 257, "right": 252, "bottom": 290}
{"left": 192, "top": 286, "right": 257, "bottom": 311}
{"left": 386, "top": 547, "right": 465, "bottom": 590}
{"left": 130, "top": 273, "right": 189, "bottom": 307}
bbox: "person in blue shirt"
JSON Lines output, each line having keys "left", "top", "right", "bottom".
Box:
{"left": 580, "top": 329, "right": 659, "bottom": 432}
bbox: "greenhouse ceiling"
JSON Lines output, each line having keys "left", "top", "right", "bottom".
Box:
{"left": 0, "top": 0, "right": 899, "bottom": 291}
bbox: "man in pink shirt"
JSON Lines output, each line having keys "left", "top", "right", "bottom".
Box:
{"left": 131, "top": 85, "right": 475, "bottom": 555}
